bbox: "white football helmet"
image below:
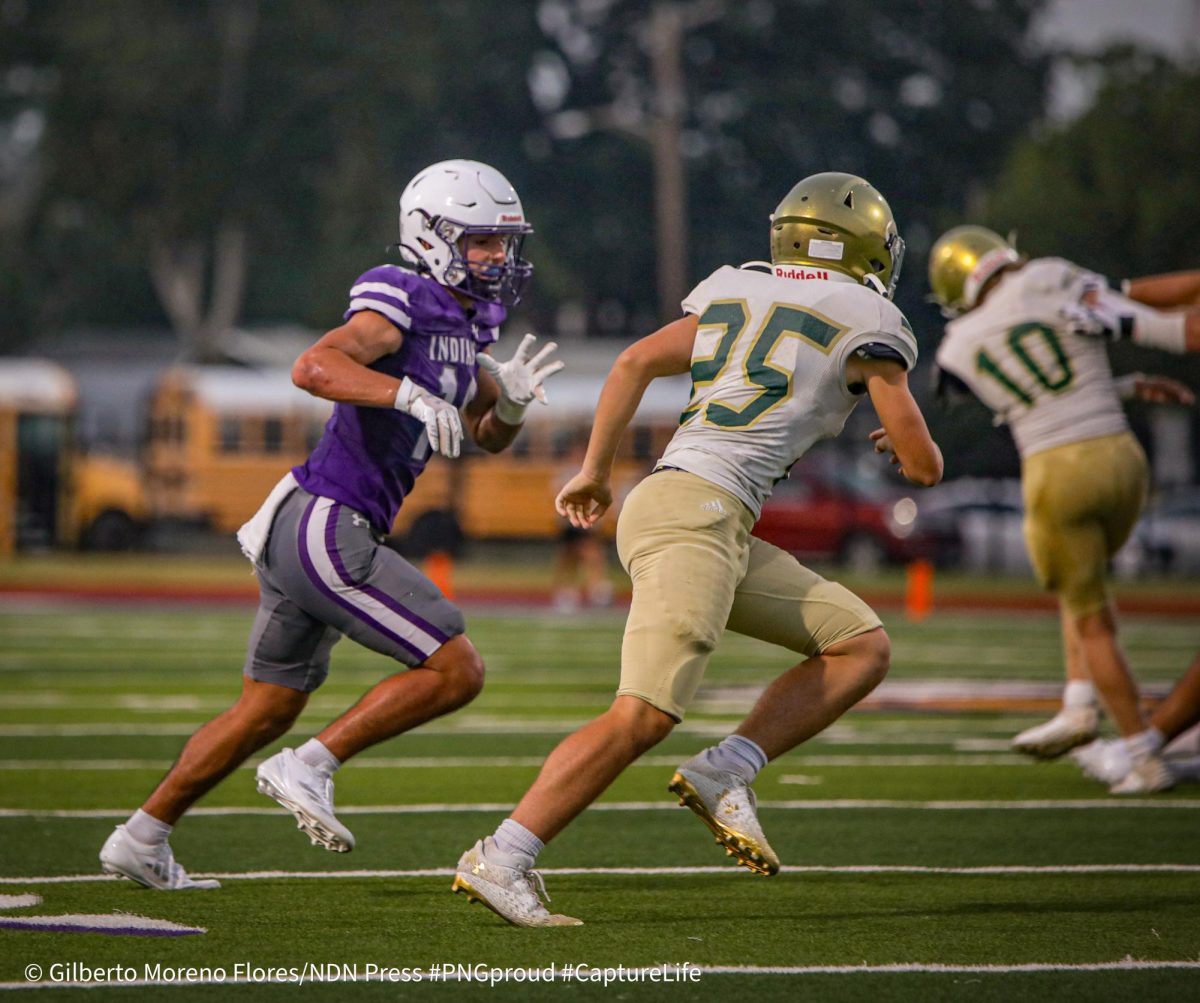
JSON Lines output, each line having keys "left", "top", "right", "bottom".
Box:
{"left": 397, "top": 159, "right": 533, "bottom": 306}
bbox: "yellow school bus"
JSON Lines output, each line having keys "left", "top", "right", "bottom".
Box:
{"left": 3, "top": 358, "right": 688, "bottom": 553}
{"left": 142, "top": 366, "right": 334, "bottom": 534}
{"left": 141, "top": 364, "right": 688, "bottom": 547}
{"left": 0, "top": 358, "right": 146, "bottom": 556}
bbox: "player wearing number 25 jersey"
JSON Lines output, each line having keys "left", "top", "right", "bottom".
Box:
{"left": 662, "top": 264, "right": 917, "bottom": 516}
{"left": 452, "top": 173, "right": 942, "bottom": 928}
{"left": 929, "top": 225, "right": 1197, "bottom": 783}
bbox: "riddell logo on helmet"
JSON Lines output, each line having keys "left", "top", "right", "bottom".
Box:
{"left": 499, "top": 213, "right": 524, "bottom": 223}
{"left": 774, "top": 265, "right": 829, "bottom": 281}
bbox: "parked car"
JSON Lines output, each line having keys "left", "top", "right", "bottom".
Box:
{"left": 752, "top": 449, "right": 943, "bottom": 571}
{"left": 1123, "top": 487, "right": 1200, "bottom": 576}
{"left": 912, "top": 478, "right": 1031, "bottom": 573}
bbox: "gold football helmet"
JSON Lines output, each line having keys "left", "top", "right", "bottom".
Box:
{"left": 927, "top": 225, "right": 1020, "bottom": 317}
{"left": 770, "top": 172, "right": 905, "bottom": 298}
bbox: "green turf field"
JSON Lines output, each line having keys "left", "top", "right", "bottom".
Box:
{"left": 0, "top": 599, "right": 1198, "bottom": 1001}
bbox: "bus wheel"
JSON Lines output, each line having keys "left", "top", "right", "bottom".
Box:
{"left": 82, "top": 509, "right": 140, "bottom": 551}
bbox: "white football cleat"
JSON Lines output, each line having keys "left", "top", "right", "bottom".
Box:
{"left": 1110, "top": 755, "right": 1176, "bottom": 795}
{"left": 99, "top": 826, "right": 220, "bottom": 890}
{"left": 1070, "top": 739, "right": 1131, "bottom": 785}
{"left": 255, "top": 748, "right": 355, "bottom": 852}
{"left": 668, "top": 762, "right": 780, "bottom": 876}
{"left": 1011, "top": 707, "right": 1099, "bottom": 759}
{"left": 451, "top": 838, "right": 582, "bottom": 927}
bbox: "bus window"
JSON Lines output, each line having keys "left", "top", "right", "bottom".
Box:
{"left": 263, "top": 417, "right": 284, "bottom": 454}
{"left": 16, "top": 413, "right": 67, "bottom": 549}
{"left": 219, "top": 415, "right": 241, "bottom": 453}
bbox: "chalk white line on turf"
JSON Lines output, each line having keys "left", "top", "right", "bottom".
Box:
{"left": 0, "top": 754, "right": 1031, "bottom": 770}
{"left": 5, "top": 863, "right": 1200, "bottom": 886}
{"left": 2, "top": 799, "right": 1199, "bottom": 819}
{"left": 3, "top": 959, "right": 1200, "bottom": 989}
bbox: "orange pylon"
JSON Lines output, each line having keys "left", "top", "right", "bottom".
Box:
{"left": 905, "top": 559, "right": 933, "bottom": 622}
{"left": 425, "top": 551, "right": 455, "bottom": 601}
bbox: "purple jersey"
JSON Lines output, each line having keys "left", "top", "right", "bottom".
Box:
{"left": 294, "top": 265, "right": 505, "bottom": 532}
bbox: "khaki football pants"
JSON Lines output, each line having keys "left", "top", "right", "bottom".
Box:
{"left": 615, "top": 469, "right": 881, "bottom": 720}
{"left": 1022, "top": 432, "right": 1148, "bottom": 616}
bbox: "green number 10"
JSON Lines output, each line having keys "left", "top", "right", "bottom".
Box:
{"left": 976, "top": 323, "right": 1074, "bottom": 406}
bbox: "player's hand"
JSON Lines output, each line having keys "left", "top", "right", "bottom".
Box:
{"left": 1132, "top": 374, "right": 1196, "bottom": 406}
{"left": 869, "top": 427, "right": 900, "bottom": 467}
{"left": 555, "top": 471, "right": 612, "bottom": 529}
{"left": 394, "top": 377, "right": 462, "bottom": 458}
{"left": 1060, "top": 295, "right": 1127, "bottom": 340}
{"left": 477, "top": 333, "right": 565, "bottom": 424}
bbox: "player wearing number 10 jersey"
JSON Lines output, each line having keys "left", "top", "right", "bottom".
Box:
{"left": 929, "top": 225, "right": 1199, "bottom": 791}
{"left": 451, "top": 172, "right": 943, "bottom": 927}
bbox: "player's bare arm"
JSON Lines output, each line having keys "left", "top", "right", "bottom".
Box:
{"left": 851, "top": 356, "right": 943, "bottom": 487}
{"left": 556, "top": 314, "right": 697, "bottom": 528}
{"left": 1125, "top": 269, "right": 1200, "bottom": 310}
{"left": 291, "top": 309, "right": 406, "bottom": 407}
{"left": 1115, "top": 373, "right": 1197, "bottom": 407}
{"left": 463, "top": 366, "right": 519, "bottom": 453}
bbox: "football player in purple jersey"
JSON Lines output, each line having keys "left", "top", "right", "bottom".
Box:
{"left": 99, "top": 160, "right": 563, "bottom": 889}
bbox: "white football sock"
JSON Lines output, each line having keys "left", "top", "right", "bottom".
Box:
{"left": 125, "top": 809, "right": 172, "bottom": 846}
{"left": 491, "top": 819, "right": 543, "bottom": 871}
{"left": 701, "top": 735, "right": 769, "bottom": 784}
{"left": 1063, "top": 680, "right": 1097, "bottom": 710}
{"left": 296, "top": 738, "right": 341, "bottom": 779}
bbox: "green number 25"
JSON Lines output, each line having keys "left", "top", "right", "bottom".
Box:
{"left": 976, "top": 323, "right": 1074, "bottom": 405}
{"left": 681, "top": 299, "right": 847, "bottom": 428}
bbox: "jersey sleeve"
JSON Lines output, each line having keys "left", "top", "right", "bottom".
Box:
{"left": 681, "top": 266, "right": 737, "bottom": 316}
{"left": 841, "top": 304, "right": 919, "bottom": 371}
{"left": 344, "top": 265, "right": 417, "bottom": 333}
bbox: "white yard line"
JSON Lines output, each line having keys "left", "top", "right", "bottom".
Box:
{"left": 2, "top": 798, "right": 1199, "bottom": 820}
{"left": 0, "top": 754, "right": 1031, "bottom": 771}
{"left": 4, "top": 863, "right": 1200, "bottom": 886}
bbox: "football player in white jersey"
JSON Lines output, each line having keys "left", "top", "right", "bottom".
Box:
{"left": 929, "top": 227, "right": 1199, "bottom": 792}
{"left": 451, "top": 173, "right": 942, "bottom": 926}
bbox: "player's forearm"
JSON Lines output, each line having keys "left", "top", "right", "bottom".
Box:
{"left": 292, "top": 346, "right": 399, "bottom": 407}
{"left": 580, "top": 354, "right": 652, "bottom": 479}
{"left": 1125, "top": 270, "right": 1200, "bottom": 309}
{"left": 1187, "top": 311, "right": 1200, "bottom": 352}
{"left": 471, "top": 411, "right": 522, "bottom": 453}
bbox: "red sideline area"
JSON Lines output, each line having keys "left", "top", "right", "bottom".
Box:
{"left": 2, "top": 581, "right": 1199, "bottom": 615}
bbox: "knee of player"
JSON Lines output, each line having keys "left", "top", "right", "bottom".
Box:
{"left": 250, "top": 702, "right": 304, "bottom": 742}
{"left": 436, "top": 637, "right": 486, "bottom": 706}
{"left": 668, "top": 612, "right": 721, "bottom": 654}
{"left": 613, "top": 695, "right": 677, "bottom": 752}
{"left": 859, "top": 628, "right": 891, "bottom": 686}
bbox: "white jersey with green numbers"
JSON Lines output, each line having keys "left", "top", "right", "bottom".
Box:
{"left": 658, "top": 264, "right": 918, "bottom": 518}
{"left": 934, "top": 257, "right": 1128, "bottom": 460}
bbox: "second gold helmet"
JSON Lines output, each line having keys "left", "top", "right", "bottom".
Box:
{"left": 770, "top": 172, "right": 905, "bottom": 299}
{"left": 928, "top": 225, "right": 1020, "bottom": 317}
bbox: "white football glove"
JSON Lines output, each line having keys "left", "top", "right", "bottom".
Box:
{"left": 1059, "top": 297, "right": 1129, "bottom": 341}
{"left": 476, "top": 332, "right": 565, "bottom": 425}
{"left": 393, "top": 376, "right": 462, "bottom": 458}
